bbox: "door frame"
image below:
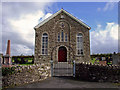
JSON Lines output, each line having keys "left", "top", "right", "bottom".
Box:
{"left": 58, "top": 46, "right": 67, "bottom": 62}
{"left": 57, "top": 45, "right": 68, "bottom": 62}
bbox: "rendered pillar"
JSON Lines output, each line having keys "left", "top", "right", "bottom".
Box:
{"left": 4, "top": 40, "right": 11, "bottom": 65}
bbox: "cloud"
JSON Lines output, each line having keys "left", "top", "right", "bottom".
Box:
{"left": 2, "top": 2, "right": 53, "bottom": 56}
{"left": 5, "top": 11, "right": 52, "bottom": 56}
{"left": 97, "top": 8, "right": 101, "bottom": 11}
{"left": 97, "top": 2, "right": 116, "bottom": 12}
{"left": 1, "top": 0, "right": 56, "bottom": 2}
{"left": 2, "top": 2, "right": 53, "bottom": 18}
{"left": 90, "top": 22, "right": 118, "bottom": 54}
{"left": 11, "top": 44, "right": 33, "bottom": 55}
{"left": 39, "top": 13, "right": 52, "bottom": 22}
{"left": 103, "top": 2, "right": 116, "bottom": 11}
{"left": 8, "top": 11, "right": 45, "bottom": 44}
{"left": 8, "top": 10, "right": 52, "bottom": 46}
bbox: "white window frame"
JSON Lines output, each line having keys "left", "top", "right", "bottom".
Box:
{"left": 76, "top": 33, "right": 83, "bottom": 55}
{"left": 42, "top": 33, "right": 48, "bottom": 55}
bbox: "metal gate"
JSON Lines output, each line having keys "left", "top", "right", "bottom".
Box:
{"left": 50, "top": 61, "right": 75, "bottom": 77}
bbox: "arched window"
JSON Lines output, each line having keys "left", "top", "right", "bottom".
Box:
{"left": 61, "top": 31, "right": 64, "bottom": 41}
{"left": 77, "top": 33, "right": 83, "bottom": 55}
{"left": 42, "top": 33, "right": 48, "bottom": 55}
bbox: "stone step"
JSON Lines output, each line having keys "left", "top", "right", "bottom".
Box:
{"left": 53, "top": 69, "right": 73, "bottom": 72}
{"left": 53, "top": 68, "right": 73, "bottom": 69}
{"left": 53, "top": 72, "right": 73, "bottom": 75}
{"left": 53, "top": 74, "right": 73, "bottom": 76}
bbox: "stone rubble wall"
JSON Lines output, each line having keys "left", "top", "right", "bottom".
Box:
{"left": 75, "top": 63, "right": 120, "bottom": 83}
{"left": 2, "top": 63, "right": 51, "bottom": 88}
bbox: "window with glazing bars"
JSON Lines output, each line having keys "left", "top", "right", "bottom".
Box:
{"left": 42, "top": 33, "right": 48, "bottom": 55}
{"left": 77, "top": 33, "right": 83, "bottom": 55}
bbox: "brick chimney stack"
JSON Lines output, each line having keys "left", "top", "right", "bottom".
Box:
{"left": 6, "top": 40, "right": 10, "bottom": 56}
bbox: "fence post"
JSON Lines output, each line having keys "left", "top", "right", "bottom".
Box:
{"left": 50, "top": 60, "right": 53, "bottom": 77}
{"left": 73, "top": 60, "right": 75, "bottom": 77}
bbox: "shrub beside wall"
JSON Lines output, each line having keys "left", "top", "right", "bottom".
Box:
{"left": 2, "top": 67, "right": 16, "bottom": 76}
{"left": 2, "top": 63, "right": 51, "bottom": 88}
{"left": 75, "top": 63, "right": 120, "bottom": 83}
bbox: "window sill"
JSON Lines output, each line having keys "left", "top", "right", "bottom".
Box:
{"left": 75, "top": 54, "right": 84, "bottom": 57}
{"left": 56, "top": 41, "right": 68, "bottom": 43}
{"left": 40, "top": 54, "right": 50, "bottom": 56}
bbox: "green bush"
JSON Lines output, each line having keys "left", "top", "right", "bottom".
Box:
{"left": 2, "top": 67, "right": 16, "bottom": 76}
{"left": 17, "top": 58, "right": 21, "bottom": 62}
{"left": 91, "top": 58, "right": 96, "bottom": 64}
{"left": 12, "top": 56, "right": 34, "bottom": 64}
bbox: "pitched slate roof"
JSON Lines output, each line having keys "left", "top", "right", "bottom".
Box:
{"left": 34, "top": 9, "right": 91, "bottom": 30}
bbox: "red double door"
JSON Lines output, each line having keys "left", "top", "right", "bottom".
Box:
{"left": 58, "top": 46, "right": 67, "bottom": 62}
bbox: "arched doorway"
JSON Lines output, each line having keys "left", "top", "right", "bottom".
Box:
{"left": 58, "top": 46, "right": 67, "bottom": 62}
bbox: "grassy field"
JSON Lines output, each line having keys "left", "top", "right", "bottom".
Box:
{"left": 18, "top": 63, "right": 33, "bottom": 66}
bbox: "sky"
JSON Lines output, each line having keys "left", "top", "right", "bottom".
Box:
{"left": 0, "top": 1, "right": 119, "bottom": 56}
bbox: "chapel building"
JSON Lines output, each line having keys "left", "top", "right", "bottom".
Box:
{"left": 34, "top": 9, "right": 91, "bottom": 63}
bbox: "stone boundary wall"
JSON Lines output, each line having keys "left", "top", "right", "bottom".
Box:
{"left": 2, "top": 63, "right": 51, "bottom": 88}
{"left": 75, "top": 63, "right": 120, "bottom": 83}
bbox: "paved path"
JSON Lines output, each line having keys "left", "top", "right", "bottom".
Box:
{"left": 14, "top": 77, "right": 120, "bottom": 89}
